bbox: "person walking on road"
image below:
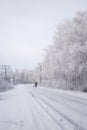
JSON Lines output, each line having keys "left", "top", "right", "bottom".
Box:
{"left": 35, "top": 82, "right": 37, "bottom": 87}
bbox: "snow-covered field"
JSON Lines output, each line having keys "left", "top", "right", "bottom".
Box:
{"left": 0, "top": 84, "right": 87, "bottom": 130}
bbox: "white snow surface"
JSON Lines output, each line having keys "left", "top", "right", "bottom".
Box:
{"left": 0, "top": 84, "right": 87, "bottom": 130}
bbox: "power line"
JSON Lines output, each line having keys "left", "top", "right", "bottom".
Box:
{"left": 0, "top": 65, "right": 10, "bottom": 81}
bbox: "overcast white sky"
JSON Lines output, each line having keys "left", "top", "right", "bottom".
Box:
{"left": 0, "top": 0, "right": 87, "bottom": 70}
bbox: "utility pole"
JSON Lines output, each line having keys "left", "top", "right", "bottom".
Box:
{"left": 39, "top": 64, "right": 42, "bottom": 84}
{"left": 0, "top": 65, "right": 10, "bottom": 81}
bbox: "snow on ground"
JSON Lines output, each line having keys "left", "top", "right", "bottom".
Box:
{"left": 38, "top": 85, "right": 87, "bottom": 100}
{"left": 0, "top": 85, "right": 59, "bottom": 130}
{"left": 0, "top": 85, "right": 34, "bottom": 130}
{"left": 0, "top": 84, "right": 87, "bottom": 130}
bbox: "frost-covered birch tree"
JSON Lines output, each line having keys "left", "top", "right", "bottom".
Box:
{"left": 34, "top": 10, "right": 87, "bottom": 91}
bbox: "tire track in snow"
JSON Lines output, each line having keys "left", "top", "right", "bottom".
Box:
{"left": 38, "top": 90, "right": 87, "bottom": 117}
{"left": 27, "top": 90, "right": 60, "bottom": 130}
{"left": 38, "top": 88, "right": 87, "bottom": 106}
{"left": 29, "top": 90, "right": 72, "bottom": 130}
{"left": 37, "top": 94, "right": 86, "bottom": 130}
{"left": 26, "top": 89, "right": 41, "bottom": 130}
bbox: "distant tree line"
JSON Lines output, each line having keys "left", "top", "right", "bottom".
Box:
{"left": 0, "top": 66, "right": 13, "bottom": 92}
{"left": 13, "top": 69, "right": 34, "bottom": 84}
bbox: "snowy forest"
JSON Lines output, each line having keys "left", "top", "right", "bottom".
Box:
{"left": 33, "top": 10, "right": 87, "bottom": 92}
{"left": 0, "top": 10, "right": 87, "bottom": 92}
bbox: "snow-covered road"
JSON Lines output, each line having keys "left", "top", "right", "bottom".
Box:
{"left": 0, "top": 84, "right": 87, "bottom": 130}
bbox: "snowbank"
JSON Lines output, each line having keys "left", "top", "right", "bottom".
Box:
{"left": 0, "top": 80, "right": 13, "bottom": 92}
